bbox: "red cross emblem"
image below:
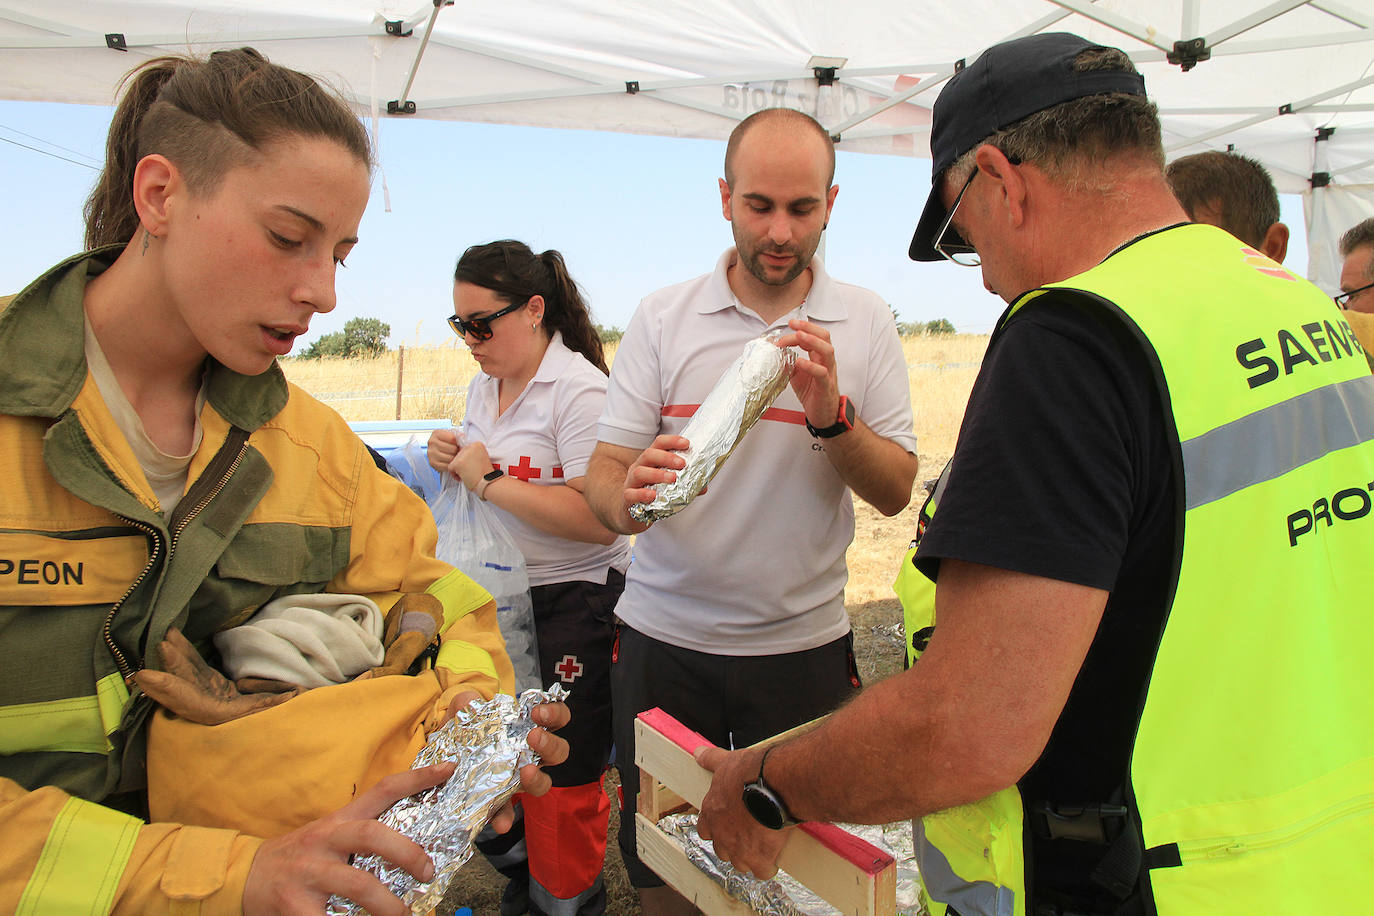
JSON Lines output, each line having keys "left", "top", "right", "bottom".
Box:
{"left": 554, "top": 654, "right": 584, "bottom": 683}
{"left": 507, "top": 455, "right": 541, "bottom": 482}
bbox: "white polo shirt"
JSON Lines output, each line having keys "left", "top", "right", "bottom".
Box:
{"left": 464, "top": 332, "right": 631, "bottom": 587}
{"left": 598, "top": 249, "right": 917, "bottom": 655}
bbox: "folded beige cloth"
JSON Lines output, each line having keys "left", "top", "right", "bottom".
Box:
{"left": 214, "top": 593, "right": 386, "bottom": 689}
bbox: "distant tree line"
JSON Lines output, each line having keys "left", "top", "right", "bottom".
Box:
{"left": 892, "top": 306, "right": 956, "bottom": 338}
{"left": 298, "top": 317, "right": 391, "bottom": 359}
{"left": 291, "top": 314, "right": 948, "bottom": 359}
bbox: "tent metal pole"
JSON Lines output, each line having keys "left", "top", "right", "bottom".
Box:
{"left": 1044, "top": 0, "right": 1176, "bottom": 51}
{"left": 1142, "top": 30, "right": 1374, "bottom": 56}
{"left": 393, "top": 0, "right": 452, "bottom": 115}
{"left": 1181, "top": 0, "right": 1200, "bottom": 38}
{"left": 825, "top": 7, "right": 1074, "bottom": 138}
{"left": 1164, "top": 72, "right": 1374, "bottom": 152}
{"left": 0, "top": 25, "right": 370, "bottom": 50}
{"left": 1205, "top": 1, "right": 1312, "bottom": 47}
{"left": 1333, "top": 156, "right": 1374, "bottom": 177}
{"left": 1310, "top": 1, "right": 1374, "bottom": 28}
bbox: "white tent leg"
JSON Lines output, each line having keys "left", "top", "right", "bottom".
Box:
{"left": 391, "top": 0, "right": 453, "bottom": 114}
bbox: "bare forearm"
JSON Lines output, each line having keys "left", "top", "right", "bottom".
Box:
{"left": 585, "top": 450, "right": 635, "bottom": 534}
{"left": 818, "top": 422, "right": 918, "bottom": 516}
{"left": 482, "top": 477, "right": 617, "bottom": 545}
{"left": 767, "top": 665, "right": 1017, "bottom": 825}
{"left": 767, "top": 562, "right": 1105, "bottom": 824}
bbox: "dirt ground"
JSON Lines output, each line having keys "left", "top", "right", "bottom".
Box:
{"left": 440, "top": 489, "right": 929, "bottom": 916}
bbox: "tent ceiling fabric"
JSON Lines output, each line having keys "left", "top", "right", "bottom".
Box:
{"left": 2, "top": 1, "right": 1373, "bottom": 284}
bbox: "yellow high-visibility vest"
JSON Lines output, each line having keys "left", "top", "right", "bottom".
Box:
{"left": 905, "top": 224, "right": 1374, "bottom": 915}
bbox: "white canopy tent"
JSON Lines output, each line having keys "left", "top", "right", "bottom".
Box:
{"left": 1, "top": 0, "right": 1372, "bottom": 289}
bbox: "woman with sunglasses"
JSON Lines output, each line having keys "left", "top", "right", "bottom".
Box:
{"left": 0, "top": 50, "right": 568, "bottom": 915}
{"left": 429, "top": 239, "right": 629, "bottom": 916}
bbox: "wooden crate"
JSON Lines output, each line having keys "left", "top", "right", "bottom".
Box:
{"left": 634, "top": 708, "right": 896, "bottom": 916}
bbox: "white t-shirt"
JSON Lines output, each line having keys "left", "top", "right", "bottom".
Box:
{"left": 598, "top": 250, "right": 917, "bottom": 655}
{"left": 463, "top": 332, "right": 631, "bottom": 587}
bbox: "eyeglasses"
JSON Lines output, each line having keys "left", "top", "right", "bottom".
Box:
{"left": 448, "top": 298, "right": 526, "bottom": 341}
{"left": 933, "top": 169, "right": 980, "bottom": 267}
{"left": 1334, "top": 280, "right": 1374, "bottom": 310}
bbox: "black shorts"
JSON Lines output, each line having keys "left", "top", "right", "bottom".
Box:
{"left": 610, "top": 623, "right": 860, "bottom": 887}
{"left": 531, "top": 568, "right": 623, "bottom": 787}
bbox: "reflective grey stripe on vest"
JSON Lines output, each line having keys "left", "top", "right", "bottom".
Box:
{"left": 912, "top": 819, "right": 1015, "bottom": 916}
{"left": 1183, "top": 375, "right": 1374, "bottom": 511}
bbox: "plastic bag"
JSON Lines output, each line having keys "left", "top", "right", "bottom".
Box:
{"left": 390, "top": 436, "right": 541, "bottom": 693}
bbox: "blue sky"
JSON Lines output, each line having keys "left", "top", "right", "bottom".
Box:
{"left": 0, "top": 99, "right": 1308, "bottom": 348}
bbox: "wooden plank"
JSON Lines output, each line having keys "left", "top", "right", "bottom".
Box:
{"left": 633, "top": 709, "right": 897, "bottom": 916}
{"left": 635, "top": 813, "right": 757, "bottom": 915}
{"left": 639, "top": 767, "right": 691, "bottom": 821}
{"left": 635, "top": 710, "right": 714, "bottom": 808}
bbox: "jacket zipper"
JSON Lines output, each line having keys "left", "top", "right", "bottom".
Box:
{"left": 1173, "top": 790, "right": 1374, "bottom": 863}
{"left": 101, "top": 430, "right": 251, "bottom": 682}
{"left": 102, "top": 516, "right": 163, "bottom": 683}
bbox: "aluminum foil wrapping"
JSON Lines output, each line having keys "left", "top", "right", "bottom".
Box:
{"left": 629, "top": 328, "right": 796, "bottom": 524}
{"left": 327, "top": 685, "right": 568, "bottom": 916}
{"left": 658, "top": 813, "right": 927, "bottom": 916}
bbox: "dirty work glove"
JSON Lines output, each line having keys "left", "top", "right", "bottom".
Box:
{"left": 134, "top": 627, "right": 298, "bottom": 725}
{"left": 367, "top": 593, "right": 445, "bottom": 678}
{"left": 234, "top": 676, "right": 300, "bottom": 695}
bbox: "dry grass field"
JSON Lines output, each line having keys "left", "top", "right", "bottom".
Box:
{"left": 280, "top": 333, "right": 989, "bottom": 914}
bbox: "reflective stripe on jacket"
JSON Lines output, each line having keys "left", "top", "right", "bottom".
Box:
{"left": 0, "top": 249, "right": 512, "bottom": 912}
{"left": 908, "top": 224, "right": 1374, "bottom": 915}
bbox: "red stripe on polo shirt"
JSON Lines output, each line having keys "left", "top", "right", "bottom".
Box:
{"left": 659, "top": 405, "right": 806, "bottom": 425}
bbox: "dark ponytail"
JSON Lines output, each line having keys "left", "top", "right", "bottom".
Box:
{"left": 83, "top": 47, "right": 371, "bottom": 251}
{"left": 454, "top": 240, "right": 608, "bottom": 374}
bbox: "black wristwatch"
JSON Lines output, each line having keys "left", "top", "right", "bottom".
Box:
{"left": 741, "top": 747, "right": 799, "bottom": 830}
{"left": 806, "top": 395, "right": 855, "bottom": 439}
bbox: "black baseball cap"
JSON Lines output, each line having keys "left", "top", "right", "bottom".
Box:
{"left": 908, "top": 32, "right": 1147, "bottom": 261}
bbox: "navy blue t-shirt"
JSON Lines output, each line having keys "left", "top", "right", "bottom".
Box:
{"left": 914, "top": 290, "right": 1178, "bottom": 907}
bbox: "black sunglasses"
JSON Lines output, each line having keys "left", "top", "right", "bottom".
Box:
{"left": 448, "top": 298, "right": 526, "bottom": 341}
{"left": 934, "top": 169, "right": 980, "bottom": 266}
{"left": 1335, "top": 280, "right": 1374, "bottom": 310}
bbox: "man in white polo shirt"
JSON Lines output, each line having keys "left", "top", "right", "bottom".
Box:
{"left": 585, "top": 107, "right": 918, "bottom": 912}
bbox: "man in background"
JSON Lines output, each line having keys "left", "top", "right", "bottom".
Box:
{"left": 585, "top": 107, "right": 918, "bottom": 913}
{"left": 1166, "top": 149, "right": 1289, "bottom": 261}
{"left": 1338, "top": 216, "right": 1374, "bottom": 366}
{"left": 1338, "top": 217, "right": 1374, "bottom": 313}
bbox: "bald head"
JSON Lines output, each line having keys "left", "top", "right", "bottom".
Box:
{"left": 724, "top": 108, "right": 836, "bottom": 188}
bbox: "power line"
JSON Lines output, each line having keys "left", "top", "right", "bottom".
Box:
{"left": 0, "top": 122, "right": 100, "bottom": 164}
{"left": 0, "top": 134, "right": 99, "bottom": 170}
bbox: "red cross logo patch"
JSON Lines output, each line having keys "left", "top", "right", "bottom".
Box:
{"left": 554, "top": 654, "right": 584, "bottom": 683}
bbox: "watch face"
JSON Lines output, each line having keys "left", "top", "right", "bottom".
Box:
{"left": 742, "top": 783, "right": 786, "bottom": 830}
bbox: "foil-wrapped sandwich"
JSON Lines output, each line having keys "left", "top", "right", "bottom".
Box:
{"left": 630, "top": 328, "right": 797, "bottom": 524}
{"left": 658, "top": 813, "right": 928, "bottom": 916}
{"left": 327, "top": 685, "right": 568, "bottom": 916}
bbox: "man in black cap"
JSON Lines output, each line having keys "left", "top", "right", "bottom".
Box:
{"left": 693, "top": 32, "right": 1374, "bottom": 916}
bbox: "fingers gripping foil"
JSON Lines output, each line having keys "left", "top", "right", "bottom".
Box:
{"left": 327, "top": 685, "right": 569, "bottom": 915}
{"left": 630, "top": 329, "right": 797, "bottom": 524}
